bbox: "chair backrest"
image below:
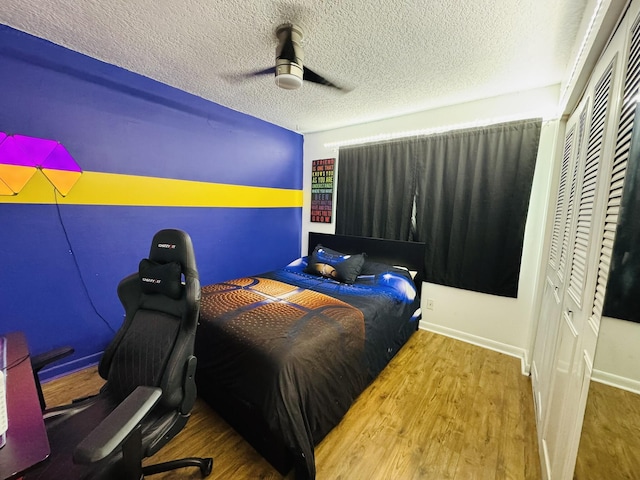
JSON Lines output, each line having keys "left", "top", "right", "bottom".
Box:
{"left": 98, "top": 229, "right": 200, "bottom": 411}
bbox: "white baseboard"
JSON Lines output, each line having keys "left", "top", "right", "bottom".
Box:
{"left": 419, "top": 322, "right": 530, "bottom": 375}
{"left": 591, "top": 368, "right": 640, "bottom": 395}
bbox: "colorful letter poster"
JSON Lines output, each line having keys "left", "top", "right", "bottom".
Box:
{"left": 310, "top": 158, "right": 334, "bottom": 223}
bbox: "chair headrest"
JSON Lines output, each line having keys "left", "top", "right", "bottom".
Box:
{"left": 148, "top": 229, "right": 198, "bottom": 277}
{"left": 139, "top": 259, "right": 183, "bottom": 299}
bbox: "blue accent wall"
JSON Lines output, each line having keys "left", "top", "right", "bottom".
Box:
{"left": 0, "top": 25, "right": 303, "bottom": 379}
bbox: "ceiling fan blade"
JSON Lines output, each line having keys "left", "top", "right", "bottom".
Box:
{"left": 237, "top": 23, "right": 354, "bottom": 93}
{"left": 246, "top": 66, "right": 276, "bottom": 77}
{"left": 303, "top": 67, "right": 346, "bottom": 90}
{"left": 221, "top": 67, "right": 275, "bottom": 84}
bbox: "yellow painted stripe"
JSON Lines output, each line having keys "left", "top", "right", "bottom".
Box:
{"left": 0, "top": 171, "right": 303, "bottom": 208}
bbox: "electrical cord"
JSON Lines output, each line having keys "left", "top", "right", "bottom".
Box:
{"left": 5, "top": 353, "right": 30, "bottom": 371}
{"left": 54, "top": 190, "right": 116, "bottom": 335}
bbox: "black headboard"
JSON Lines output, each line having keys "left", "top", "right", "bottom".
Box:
{"left": 308, "top": 233, "right": 425, "bottom": 275}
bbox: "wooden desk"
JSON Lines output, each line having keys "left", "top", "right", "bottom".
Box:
{"left": 0, "top": 332, "right": 50, "bottom": 480}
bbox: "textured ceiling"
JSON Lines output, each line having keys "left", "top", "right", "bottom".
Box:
{"left": 0, "top": 0, "right": 590, "bottom": 133}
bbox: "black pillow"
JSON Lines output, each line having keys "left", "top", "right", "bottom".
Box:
{"left": 138, "top": 259, "right": 183, "bottom": 299}
{"left": 360, "top": 260, "right": 413, "bottom": 277}
{"left": 305, "top": 245, "right": 366, "bottom": 284}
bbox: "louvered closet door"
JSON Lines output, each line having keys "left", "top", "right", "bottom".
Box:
{"left": 564, "top": 10, "right": 640, "bottom": 476}
{"left": 531, "top": 103, "right": 585, "bottom": 435}
{"left": 535, "top": 5, "right": 639, "bottom": 476}
{"left": 592, "top": 10, "right": 640, "bottom": 331}
{"left": 543, "top": 53, "right": 619, "bottom": 480}
{"left": 536, "top": 97, "right": 589, "bottom": 479}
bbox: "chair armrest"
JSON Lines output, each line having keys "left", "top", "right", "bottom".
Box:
{"left": 181, "top": 355, "right": 197, "bottom": 414}
{"left": 73, "top": 386, "right": 162, "bottom": 464}
{"left": 31, "top": 346, "right": 75, "bottom": 372}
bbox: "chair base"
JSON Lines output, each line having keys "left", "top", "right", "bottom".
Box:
{"left": 120, "top": 424, "right": 212, "bottom": 480}
{"left": 142, "top": 457, "right": 213, "bottom": 478}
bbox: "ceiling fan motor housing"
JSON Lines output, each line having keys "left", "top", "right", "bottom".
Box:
{"left": 275, "top": 24, "right": 304, "bottom": 89}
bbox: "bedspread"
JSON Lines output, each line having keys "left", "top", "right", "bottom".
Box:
{"left": 195, "top": 260, "right": 420, "bottom": 479}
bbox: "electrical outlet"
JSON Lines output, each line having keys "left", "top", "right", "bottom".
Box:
{"left": 426, "top": 298, "right": 434, "bottom": 310}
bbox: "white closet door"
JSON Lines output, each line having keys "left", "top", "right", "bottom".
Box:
{"left": 538, "top": 98, "right": 590, "bottom": 479}
{"left": 592, "top": 11, "right": 640, "bottom": 331}
{"left": 564, "top": 10, "right": 640, "bottom": 474}
{"left": 534, "top": 2, "right": 640, "bottom": 477}
{"left": 531, "top": 104, "right": 584, "bottom": 435}
{"left": 545, "top": 54, "right": 618, "bottom": 480}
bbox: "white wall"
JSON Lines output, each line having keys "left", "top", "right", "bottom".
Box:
{"left": 593, "top": 316, "right": 640, "bottom": 393}
{"left": 303, "top": 86, "right": 561, "bottom": 371}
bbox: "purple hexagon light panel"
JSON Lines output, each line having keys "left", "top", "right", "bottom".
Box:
{"left": 0, "top": 133, "right": 82, "bottom": 196}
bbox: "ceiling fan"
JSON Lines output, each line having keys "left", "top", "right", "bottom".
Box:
{"left": 247, "top": 23, "right": 347, "bottom": 91}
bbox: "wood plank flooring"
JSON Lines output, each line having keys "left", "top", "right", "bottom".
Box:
{"left": 574, "top": 381, "right": 640, "bottom": 480}
{"left": 41, "top": 330, "right": 541, "bottom": 479}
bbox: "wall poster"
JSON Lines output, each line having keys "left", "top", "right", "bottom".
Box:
{"left": 310, "top": 158, "right": 335, "bottom": 223}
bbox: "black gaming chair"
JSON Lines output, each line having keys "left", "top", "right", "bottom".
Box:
{"left": 25, "top": 229, "right": 212, "bottom": 479}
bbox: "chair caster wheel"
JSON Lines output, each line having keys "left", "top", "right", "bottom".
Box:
{"left": 200, "top": 457, "right": 213, "bottom": 477}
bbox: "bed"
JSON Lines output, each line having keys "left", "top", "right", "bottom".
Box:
{"left": 194, "top": 233, "right": 425, "bottom": 479}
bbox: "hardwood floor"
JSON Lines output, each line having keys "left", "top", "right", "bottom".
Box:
{"left": 574, "top": 381, "right": 640, "bottom": 480}
{"left": 41, "top": 330, "right": 541, "bottom": 479}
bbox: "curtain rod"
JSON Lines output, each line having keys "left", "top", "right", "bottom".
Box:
{"left": 323, "top": 112, "right": 558, "bottom": 149}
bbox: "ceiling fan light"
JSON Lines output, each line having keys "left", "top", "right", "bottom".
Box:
{"left": 275, "top": 73, "right": 303, "bottom": 90}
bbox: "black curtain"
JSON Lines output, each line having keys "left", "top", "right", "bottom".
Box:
{"left": 336, "top": 140, "right": 417, "bottom": 240}
{"left": 415, "top": 119, "right": 541, "bottom": 297}
{"left": 335, "top": 118, "right": 541, "bottom": 298}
